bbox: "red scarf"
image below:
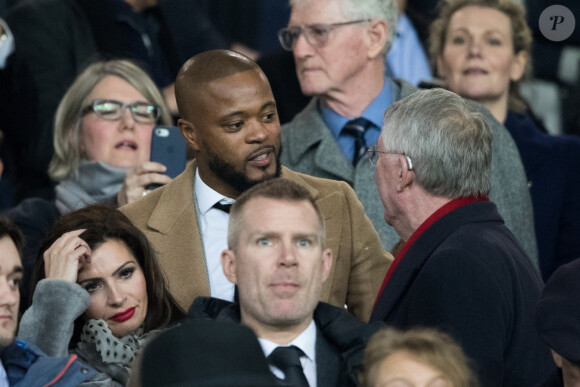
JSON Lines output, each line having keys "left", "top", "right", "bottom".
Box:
{"left": 374, "top": 195, "right": 489, "bottom": 307}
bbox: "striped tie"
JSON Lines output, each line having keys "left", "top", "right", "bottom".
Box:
{"left": 342, "top": 117, "right": 372, "bottom": 165}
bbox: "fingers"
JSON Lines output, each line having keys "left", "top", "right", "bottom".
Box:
{"left": 43, "top": 229, "right": 91, "bottom": 283}
{"left": 130, "top": 161, "right": 167, "bottom": 175}
{"left": 120, "top": 163, "right": 173, "bottom": 205}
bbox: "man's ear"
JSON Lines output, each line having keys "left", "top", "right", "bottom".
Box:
{"left": 399, "top": 155, "right": 414, "bottom": 191}
{"left": 366, "top": 19, "right": 388, "bottom": 60}
{"left": 178, "top": 118, "right": 200, "bottom": 153}
{"left": 221, "top": 249, "right": 237, "bottom": 284}
{"left": 320, "top": 248, "right": 333, "bottom": 284}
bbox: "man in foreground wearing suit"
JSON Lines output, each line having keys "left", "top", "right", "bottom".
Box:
{"left": 369, "top": 88, "right": 553, "bottom": 386}
{"left": 280, "top": 0, "right": 538, "bottom": 264}
{"left": 120, "top": 49, "right": 391, "bottom": 321}
{"left": 189, "top": 178, "right": 382, "bottom": 386}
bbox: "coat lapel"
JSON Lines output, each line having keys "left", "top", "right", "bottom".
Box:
{"left": 315, "top": 328, "right": 340, "bottom": 387}
{"left": 370, "top": 202, "right": 502, "bottom": 322}
{"left": 145, "top": 161, "right": 210, "bottom": 311}
{"left": 283, "top": 99, "right": 354, "bottom": 183}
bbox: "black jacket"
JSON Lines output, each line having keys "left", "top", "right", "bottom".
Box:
{"left": 189, "top": 297, "right": 384, "bottom": 387}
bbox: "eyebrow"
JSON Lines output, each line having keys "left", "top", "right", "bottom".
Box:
{"left": 250, "top": 231, "right": 321, "bottom": 240}
{"left": 219, "top": 101, "right": 278, "bottom": 122}
{"left": 78, "top": 260, "right": 136, "bottom": 285}
{"left": 10, "top": 266, "right": 23, "bottom": 276}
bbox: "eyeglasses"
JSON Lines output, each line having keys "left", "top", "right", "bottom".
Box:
{"left": 367, "top": 145, "right": 414, "bottom": 170}
{"left": 82, "top": 99, "right": 161, "bottom": 124}
{"left": 278, "top": 19, "right": 371, "bottom": 51}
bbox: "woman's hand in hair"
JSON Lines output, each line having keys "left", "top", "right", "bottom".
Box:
{"left": 43, "top": 229, "right": 90, "bottom": 283}
{"left": 117, "top": 161, "right": 172, "bottom": 206}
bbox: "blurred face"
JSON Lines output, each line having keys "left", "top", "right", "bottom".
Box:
{"left": 289, "top": 0, "right": 371, "bottom": 97}
{"left": 437, "top": 6, "right": 526, "bottom": 106}
{"left": 81, "top": 75, "right": 154, "bottom": 168}
{"left": 223, "top": 198, "right": 332, "bottom": 335}
{"left": 375, "top": 351, "right": 451, "bottom": 387}
{"left": 78, "top": 239, "right": 148, "bottom": 338}
{"left": 0, "top": 237, "right": 22, "bottom": 349}
{"left": 180, "top": 69, "right": 281, "bottom": 198}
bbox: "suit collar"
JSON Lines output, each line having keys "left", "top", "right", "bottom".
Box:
{"left": 282, "top": 99, "right": 354, "bottom": 182}
{"left": 280, "top": 167, "right": 320, "bottom": 199}
{"left": 147, "top": 164, "right": 317, "bottom": 233}
{"left": 148, "top": 160, "right": 197, "bottom": 234}
{"left": 371, "top": 201, "right": 503, "bottom": 322}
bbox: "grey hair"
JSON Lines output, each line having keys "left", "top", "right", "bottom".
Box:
{"left": 49, "top": 59, "right": 173, "bottom": 181}
{"left": 290, "top": 0, "right": 398, "bottom": 55}
{"left": 381, "top": 88, "right": 492, "bottom": 198}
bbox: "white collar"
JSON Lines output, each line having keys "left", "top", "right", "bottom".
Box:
{"left": 194, "top": 168, "right": 234, "bottom": 215}
{"left": 258, "top": 320, "right": 317, "bottom": 362}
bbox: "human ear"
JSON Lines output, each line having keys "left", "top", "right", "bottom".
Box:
{"left": 399, "top": 155, "right": 414, "bottom": 191}
{"left": 366, "top": 19, "right": 388, "bottom": 60}
{"left": 178, "top": 118, "right": 200, "bottom": 153}
{"left": 320, "top": 248, "right": 333, "bottom": 284}
{"left": 221, "top": 250, "right": 237, "bottom": 284}
{"left": 510, "top": 50, "right": 528, "bottom": 82}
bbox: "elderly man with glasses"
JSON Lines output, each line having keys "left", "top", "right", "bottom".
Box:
{"left": 369, "top": 88, "right": 554, "bottom": 387}
{"left": 279, "top": 0, "right": 539, "bottom": 266}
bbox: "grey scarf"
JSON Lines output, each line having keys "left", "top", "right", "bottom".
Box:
{"left": 55, "top": 161, "right": 128, "bottom": 215}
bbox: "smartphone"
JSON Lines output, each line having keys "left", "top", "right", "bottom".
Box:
{"left": 148, "top": 126, "right": 187, "bottom": 189}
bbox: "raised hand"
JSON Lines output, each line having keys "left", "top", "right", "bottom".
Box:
{"left": 117, "top": 161, "right": 172, "bottom": 206}
{"left": 43, "top": 229, "right": 91, "bottom": 283}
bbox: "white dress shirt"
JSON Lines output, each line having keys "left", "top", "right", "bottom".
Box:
{"left": 0, "top": 360, "right": 8, "bottom": 387}
{"left": 194, "top": 169, "right": 235, "bottom": 301}
{"left": 259, "top": 320, "right": 317, "bottom": 387}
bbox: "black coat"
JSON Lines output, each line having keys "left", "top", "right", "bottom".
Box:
{"left": 189, "top": 297, "right": 383, "bottom": 387}
{"left": 370, "top": 201, "right": 555, "bottom": 387}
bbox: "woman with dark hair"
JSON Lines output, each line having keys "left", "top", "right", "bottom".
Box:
{"left": 18, "top": 205, "right": 185, "bottom": 386}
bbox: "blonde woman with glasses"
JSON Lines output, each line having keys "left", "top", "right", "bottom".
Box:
{"left": 8, "top": 59, "right": 173, "bottom": 312}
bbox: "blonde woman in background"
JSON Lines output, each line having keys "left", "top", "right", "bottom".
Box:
{"left": 360, "top": 327, "right": 479, "bottom": 387}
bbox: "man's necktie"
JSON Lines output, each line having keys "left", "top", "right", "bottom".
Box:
{"left": 342, "top": 117, "right": 372, "bottom": 166}
{"left": 213, "top": 201, "right": 232, "bottom": 213}
{"left": 268, "top": 346, "right": 310, "bottom": 387}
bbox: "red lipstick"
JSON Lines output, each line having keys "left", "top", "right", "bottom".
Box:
{"left": 111, "top": 307, "right": 135, "bottom": 323}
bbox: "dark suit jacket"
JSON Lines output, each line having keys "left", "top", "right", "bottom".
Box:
{"left": 505, "top": 111, "right": 580, "bottom": 280}
{"left": 189, "top": 297, "right": 384, "bottom": 387}
{"left": 370, "top": 201, "right": 554, "bottom": 386}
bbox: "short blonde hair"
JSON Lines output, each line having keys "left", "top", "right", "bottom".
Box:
{"left": 49, "top": 60, "right": 173, "bottom": 181}
{"left": 429, "top": 0, "right": 533, "bottom": 113}
{"left": 360, "top": 327, "right": 479, "bottom": 387}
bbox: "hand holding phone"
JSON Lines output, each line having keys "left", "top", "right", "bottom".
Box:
{"left": 146, "top": 126, "right": 187, "bottom": 190}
